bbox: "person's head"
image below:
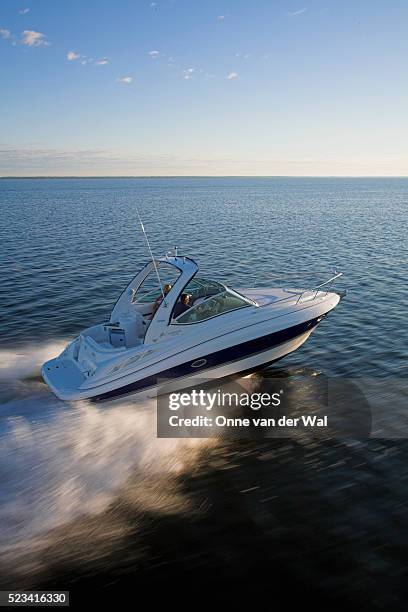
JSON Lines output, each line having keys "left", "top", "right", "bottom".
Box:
{"left": 181, "top": 293, "right": 191, "bottom": 305}
{"left": 163, "top": 283, "right": 172, "bottom": 295}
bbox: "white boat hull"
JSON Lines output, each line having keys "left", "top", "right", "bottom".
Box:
{"left": 81, "top": 327, "right": 315, "bottom": 406}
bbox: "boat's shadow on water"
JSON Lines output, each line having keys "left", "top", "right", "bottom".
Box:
{"left": 2, "top": 435, "right": 408, "bottom": 609}
{"left": 1, "top": 354, "right": 407, "bottom": 609}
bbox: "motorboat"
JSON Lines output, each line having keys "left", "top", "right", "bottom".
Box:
{"left": 42, "top": 252, "right": 344, "bottom": 403}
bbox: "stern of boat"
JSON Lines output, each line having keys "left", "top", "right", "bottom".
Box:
{"left": 41, "top": 354, "right": 86, "bottom": 401}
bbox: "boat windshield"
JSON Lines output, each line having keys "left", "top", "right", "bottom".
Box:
{"left": 183, "top": 277, "right": 225, "bottom": 300}
{"left": 173, "top": 288, "right": 253, "bottom": 324}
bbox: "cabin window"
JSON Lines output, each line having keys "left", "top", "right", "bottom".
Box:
{"left": 174, "top": 290, "right": 253, "bottom": 324}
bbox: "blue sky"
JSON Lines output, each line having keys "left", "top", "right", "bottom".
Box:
{"left": 0, "top": 0, "right": 407, "bottom": 176}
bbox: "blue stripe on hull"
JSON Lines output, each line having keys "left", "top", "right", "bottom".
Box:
{"left": 91, "top": 316, "right": 322, "bottom": 402}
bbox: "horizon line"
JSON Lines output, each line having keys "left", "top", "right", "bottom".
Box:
{"left": 1, "top": 175, "right": 408, "bottom": 179}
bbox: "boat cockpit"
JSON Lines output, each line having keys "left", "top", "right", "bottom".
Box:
{"left": 133, "top": 276, "right": 256, "bottom": 325}
{"left": 74, "top": 256, "right": 258, "bottom": 355}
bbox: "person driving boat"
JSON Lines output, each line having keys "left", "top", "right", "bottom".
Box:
{"left": 173, "top": 293, "right": 192, "bottom": 318}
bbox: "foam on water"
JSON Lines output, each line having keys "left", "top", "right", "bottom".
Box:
{"left": 0, "top": 340, "right": 68, "bottom": 382}
{"left": 0, "top": 342, "right": 211, "bottom": 555}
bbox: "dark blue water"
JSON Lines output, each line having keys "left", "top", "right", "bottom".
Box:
{"left": 0, "top": 178, "right": 407, "bottom": 600}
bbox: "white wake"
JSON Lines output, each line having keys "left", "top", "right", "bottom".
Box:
{"left": 0, "top": 342, "right": 211, "bottom": 554}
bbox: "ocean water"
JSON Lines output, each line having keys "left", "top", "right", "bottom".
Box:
{"left": 1, "top": 177, "right": 407, "bottom": 375}
{"left": 0, "top": 178, "right": 407, "bottom": 603}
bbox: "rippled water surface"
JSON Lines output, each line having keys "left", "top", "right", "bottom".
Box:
{"left": 0, "top": 178, "right": 407, "bottom": 605}
{"left": 1, "top": 177, "right": 407, "bottom": 375}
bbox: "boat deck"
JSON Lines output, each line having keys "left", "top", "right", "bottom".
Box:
{"left": 239, "top": 287, "right": 301, "bottom": 307}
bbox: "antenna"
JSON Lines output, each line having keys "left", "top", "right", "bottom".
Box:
{"left": 135, "top": 207, "right": 166, "bottom": 305}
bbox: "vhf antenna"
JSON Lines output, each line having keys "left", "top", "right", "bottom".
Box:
{"left": 135, "top": 207, "right": 166, "bottom": 305}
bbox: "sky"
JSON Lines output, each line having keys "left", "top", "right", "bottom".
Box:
{"left": 0, "top": 0, "right": 407, "bottom": 176}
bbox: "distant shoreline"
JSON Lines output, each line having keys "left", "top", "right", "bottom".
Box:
{"left": 1, "top": 176, "right": 407, "bottom": 180}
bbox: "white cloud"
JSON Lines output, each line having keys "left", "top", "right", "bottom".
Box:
{"left": 2, "top": 146, "right": 407, "bottom": 177}
{"left": 287, "top": 8, "right": 307, "bottom": 17}
{"left": 21, "top": 30, "right": 49, "bottom": 47}
{"left": 117, "top": 76, "right": 133, "bottom": 83}
{"left": 2, "top": 27, "right": 50, "bottom": 48}
{"left": 67, "top": 50, "right": 80, "bottom": 61}
{"left": 217, "top": 15, "right": 225, "bottom": 21}
{"left": 150, "top": 2, "right": 157, "bottom": 7}
{"left": 227, "top": 72, "right": 238, "bottom": 80}
{"left": 67, "top": 51, "right": 109, "bottom": 66}
{"left": 0, "top": 28, "right": 11, "bottom": 40}
{"left": 149, "top": 50, "right": 159, "bottom": 58}
{"left": 19, "top": 8, "right": 30, "bottom": 14}
{"left": 182, "top": 67, "right": 195, "bottom": 79}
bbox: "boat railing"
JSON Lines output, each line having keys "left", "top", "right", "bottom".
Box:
{"left": 250, "top": 269, "right": 345, "bottom": 306}
{"left": 295, "top": 271, "right": 344, "bottom": 304}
